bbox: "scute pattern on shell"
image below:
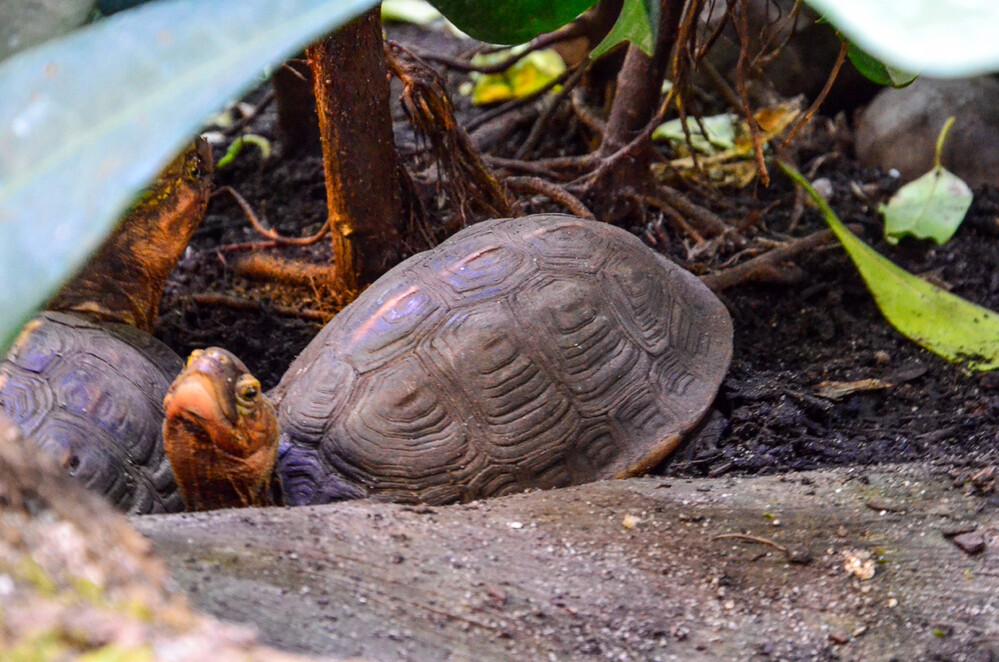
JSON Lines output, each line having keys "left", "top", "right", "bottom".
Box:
{"left": 0, "top": 312, "right": 183, "bottom": 514}
{"left": 274, "top": 215, "right": 733, "bottom": 506}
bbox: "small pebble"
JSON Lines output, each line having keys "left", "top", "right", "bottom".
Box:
{"left": 941, "top": 524, "right": 978, "bottom": 538}
{"left": 952, "top": 532, "right": 986, "bottom": 555}
{"left": 811, "top": 177, "right": 834, "bottom": 200}
{"left": 828, "top": 630, "right": 850, "bottom": 645}
{"left": 622, "top": 514, "right": 641, "bottom": 529}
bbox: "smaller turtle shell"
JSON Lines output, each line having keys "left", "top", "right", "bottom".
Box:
{"left": 274, "top": 215, "right": 733, "bottom": 505}
{"left": 0, "top": 311, "right": 183, "bottom": 514}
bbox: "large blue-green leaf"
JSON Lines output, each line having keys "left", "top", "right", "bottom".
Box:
{"left": 806, "top": 0, "right": 999, "bottom": 76}
{"left": 0, "top": 0, "right": 378, "bottom": 351}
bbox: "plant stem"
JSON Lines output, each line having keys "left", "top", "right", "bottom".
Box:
{"left": 934, "top": 116, "right": 956, "bottom": 169}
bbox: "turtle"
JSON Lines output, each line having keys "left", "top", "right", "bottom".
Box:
{"left": 163, "top": 214, "right": 733, "bottom": 511}
{"left": 0, "top": 140, "right": 213, "bottom": 514}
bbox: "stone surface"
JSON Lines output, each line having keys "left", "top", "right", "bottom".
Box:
{"left": 135, "top": 464, "right": 999, "bottom": 661}
{"left": 0, "top": 413, "right": 337, "bottom": 661}
{"left": 856, "top": 77, "right": 999, "bottom": 188}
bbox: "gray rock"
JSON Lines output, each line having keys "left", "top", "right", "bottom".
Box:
{"left": 856, "top": 77, "right": 999, "bottom": 187}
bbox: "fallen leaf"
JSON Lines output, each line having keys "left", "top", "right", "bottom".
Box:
{"left": 881, "top": 166, "right": 973, "bottom": 245}
{"left": 815, "top": 378, "right": 891, "bottom": 400}
{"left": 780, "top": 161, "right": 999, "bottom": 372}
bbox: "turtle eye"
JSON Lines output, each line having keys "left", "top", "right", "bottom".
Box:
{"left": 186, "top": 349, "right": 204, "bottom": 367}
{"left": 235, "top": 375, "right": 261, "bottom": 408}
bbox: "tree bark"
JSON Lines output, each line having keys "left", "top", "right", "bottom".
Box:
{"left": 584, "top": 1, "right": 686, "bottom": 221}
{"left": 307, "top": 8, "right": 402, "bottom": 295}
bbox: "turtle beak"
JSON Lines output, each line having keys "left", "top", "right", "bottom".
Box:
{"left": 164, "top": 349, "right": 241, "bottom": 425}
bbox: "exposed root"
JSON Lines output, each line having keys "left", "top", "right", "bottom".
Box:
{"left": 699, "top": 228, "right": 837, "bottom": 291}
{"left": 214, "top": 186, "right": 330, "bottom": 245}
{"left": 569, "top": 87, "right": 607, "bottom": 138}
{"left": 515, "top": 64, "right": 587, "bottom": 160}
{"left": 387, "top": 42, "right": 512, "bottom": 221}
{"left": 656, "top": 186, "right": 729, "bottom": 237}
{"left": 484, "top": 155, "right": 561, "bottom": 180}
{"left": 233, "top": 253, "right": 339, "bottom": 291}
{"left": 506, "top": 176, "right": 596, "bottom": 220}
{"left": 641, "top": 195, "right": 705, "bottom": 245}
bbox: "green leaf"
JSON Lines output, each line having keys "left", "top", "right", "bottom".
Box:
{"left": 427, "top": 0, "right": 596, "bottom": 45}
{"left": 652, "top": 114, "right": 739, "bottom": 154}
{"left": 467, "top": 49, "right": 566, "bottom": 105}
{"left": 381, "top": 0, "right": 441, "bottom": 25}
{"left": 0, "top": 0, "right": 378, "bottom": 351}
{"left": 880, "top": 166, "right": 973, "bottom": 245}
{"left": 846, "top": 42, "right": 917, "bottom": 88}
{"left": 780, "top": 161, "right": 999, "bottom": 372}
{"left": 590, "top": 0, "right": 656, "bottom": 59}
{"left": 806, "top": 0, "right": 999, "bottom": 76}
{"left": 216, "top": 134, "right": 273, "bottom": 170}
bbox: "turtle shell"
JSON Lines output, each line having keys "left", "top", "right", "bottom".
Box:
{"left": 0, "top": 311, "right": 183, "bottom": 514}
{"left": 274, "top": 215, "right": 733, "bottom": 505}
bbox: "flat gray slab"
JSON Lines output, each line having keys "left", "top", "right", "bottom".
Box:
{"left": 134, "top": 465, "right": 999, "bottom": 661}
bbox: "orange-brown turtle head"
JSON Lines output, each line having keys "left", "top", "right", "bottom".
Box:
{"left": 162, "top": 348, "right": 281, "bottom": 512}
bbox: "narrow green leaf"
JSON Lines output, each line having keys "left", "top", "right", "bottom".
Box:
{"left": 216, "top": 134, "right": 273, "bottom": 170}
{"left": 846, "top": 42, "right": 917, "bottom": 88}
{"left": 590, "top": 0, "right": 655, "bottom": 59}
{"left": 806, "top": 0, "right": 999, "bottom": 76}
{"left": 428, "top": 0, "right": 596, "bottom": 45}
{"left": 0, "top": 0, "right": 378, "bottom": 351}
{"left": 780, "top": 161, "right": 999, "bottom": 371}
{"left": 880, "top": 166, "right": 973, "bottom": 245}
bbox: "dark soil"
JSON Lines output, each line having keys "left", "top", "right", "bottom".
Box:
{"left": 155, "top": 24, "right": 999, "bottom": 490}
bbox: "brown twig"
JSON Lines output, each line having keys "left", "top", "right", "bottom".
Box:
{"left": 699, "top": 58, "right": 743, "bottom": 113}
{"left": 506, "top": 176, "right": 596, "bottom": 220}
{"left": 233, "top": 253, "right": 338, "bottom": 289}
{"left": 190, "top": 293, "right": 332, "bottom": 323}
{"left": 713, "top": 533, "right": 788, "bottom": 553}
{"left": 642, "top": 195, "right": 705, "bottom": 244}
{"left": 779, "top": 39, "right": 849, "bottom": 152}
{"left": 409, "top": 25, "right": 585, "bottom": 74}
{"left": 214, "top": 186, "right": 330, "bottom": 245}
{"left": 732, "top": 0, "right": 769, "bottom": 186}
{"left": 463, "top": 67, "right": 574, "bottom": 133}
{"left": 484, "top": 155, "right": 561, "bottom": 179}
{"left": 569, "top": 87, "right": 607, "bottom": 137}
{"left": 221, "top": 90, "right": 276, "bottom": 137}
{"left": 657, "top": 186, "right": 728, "bottom": 237}
{"left": 514, "top": 64, "right": 587, "bottom": 159}
{"left": 699, "top": 228, "right": 836, "bottom": 291}
{"left": 219, "top": 240, "right": 280, "bottom": 252}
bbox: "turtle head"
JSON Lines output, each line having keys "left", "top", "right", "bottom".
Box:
{"left": 162, "top": 347, "right": 281, "bottom": 511}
